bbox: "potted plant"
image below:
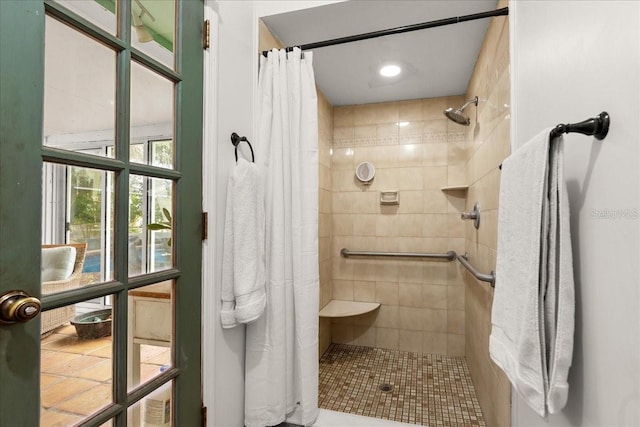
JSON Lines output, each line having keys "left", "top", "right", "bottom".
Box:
{"left": 147, "top": 208, "right": 172, "bottom": 246}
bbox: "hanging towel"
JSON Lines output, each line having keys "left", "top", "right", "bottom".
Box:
{"left": 490, "top": 128, "right": 575, "bottom": 417}
{"left": 545, "top": 137, "right": 575, "bottom": 414}
{"left": 220, "top": 158, "right": 266, "bottom": 328}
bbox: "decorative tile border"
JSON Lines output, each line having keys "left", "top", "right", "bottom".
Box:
{"left": 319, "top": 344, "right": 486, "bottom": 426}
{"left": 447, "top": 129, "right": 468, "bottom": 143}
{"left": 334, "top": 135, "right": 401, "bottom": 147}
{"left": 333, "top": 132, "right": 469, "bottom": 148}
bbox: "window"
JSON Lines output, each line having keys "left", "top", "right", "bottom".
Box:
{"left": 42, "top": 138, "right": 174, "bottom": 311}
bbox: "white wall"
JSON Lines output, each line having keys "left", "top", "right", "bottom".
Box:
{"left": 510, "top": 1, "right": 640, "bottom": 426}
{"left": 203, "top": 2, "right": 346, "bottom": 426}
{"left": 203, "top": 2, "right": 256, "bottom": 426}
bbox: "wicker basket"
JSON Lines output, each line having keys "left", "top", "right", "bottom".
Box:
{"left": 41, "top": 243, "right": 87, "bottom": 334}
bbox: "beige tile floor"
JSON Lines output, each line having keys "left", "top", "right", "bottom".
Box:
{"left": 40, "top": 324, "right": 170, "bottom": 426}
{"left": 319, "top": 344, "right": 486, "bottom": 426}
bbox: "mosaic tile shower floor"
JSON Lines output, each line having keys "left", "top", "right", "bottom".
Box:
{"left": 318, "top": 344, "right": 486, "bottom": 426}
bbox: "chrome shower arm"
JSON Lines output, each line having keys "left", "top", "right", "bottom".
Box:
{"left": 459, "top": 96, "right": 479, "bottom": 111}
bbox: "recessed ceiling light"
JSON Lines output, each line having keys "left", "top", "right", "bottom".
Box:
{"left": 396, "top": 121, "right": 410, "bottom": 127}
{"left": 379, "top": 64, "right": 401, "bottom": 77}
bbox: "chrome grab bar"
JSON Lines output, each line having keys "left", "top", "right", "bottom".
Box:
{"left": 457, "top": 253, "right": 495, "bottom": 287}
{"left": 340, "top": 248, "right": 456, "bottom": 261}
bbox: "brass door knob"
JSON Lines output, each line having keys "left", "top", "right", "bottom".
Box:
{"left": 0, "top": 290, "right": 42, "bottom": 324}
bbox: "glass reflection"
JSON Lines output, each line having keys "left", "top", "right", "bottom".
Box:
{"left": 54, "top": 0, "right": 117, "bottom": 35}
{"left": 44, "top": 15, "right": 116, "bottom": 157}
{"left": 131, "top": 0, "right": 176, "bottom": 69}
{"left": 127, "top": 282, "right": 173, "bottom": 392}
{"left": 42, "top": 163, "right": 115, "bottom": 293}
{"left": 40, "top": 301, "right": 113, "bottom": 425}
{"left": 128, "top": 381, "right": 173, "bottom": 427}
{"left": 129, "top": 176, "right": 173, "bottom": 277}
{"left": 151, "top": 139, "right": 173, "bottom": 169}
{"left": 130, "top": 61, "right": 175, "bottom": 168}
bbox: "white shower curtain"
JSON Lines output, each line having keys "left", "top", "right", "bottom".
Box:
{"left": 244, "top": 48, "right": 319, "bottom": 427}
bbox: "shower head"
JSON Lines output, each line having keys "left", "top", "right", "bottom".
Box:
{"left": 444, "top": 108, "right": 471, "bottom": 125}
{"left": 443, "top": 96, "right": 478, "bottom": 126}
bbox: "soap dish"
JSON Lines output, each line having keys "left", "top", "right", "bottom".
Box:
{"left": 380, "top": 191, "right": 399, "bottom": 205}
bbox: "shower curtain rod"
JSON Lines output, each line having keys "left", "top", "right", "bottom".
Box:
{"left": 261, "top": 7, "right": 508, "bottom": 57}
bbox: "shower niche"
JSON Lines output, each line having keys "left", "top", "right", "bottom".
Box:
{"left": 441, "top": 184, "right": 469, "bottom": 191}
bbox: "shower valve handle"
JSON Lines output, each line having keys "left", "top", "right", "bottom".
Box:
{"left": 461, "top": 202, "right": 481, "bottom": 229}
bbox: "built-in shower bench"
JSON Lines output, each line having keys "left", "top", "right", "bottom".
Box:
{"left": 320, "top": 248, "right": 460, "bottom": 318}
{"left": 319, "top": 300, "right": 380, "bottom": 318}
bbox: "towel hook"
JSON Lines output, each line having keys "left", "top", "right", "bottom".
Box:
{"left": 230, "top": 132, "right": 255, "bottom": 162}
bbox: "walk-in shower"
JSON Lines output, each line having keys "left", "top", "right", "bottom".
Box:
{"left": 443, "top": 96, "right": 479, "bottom": 126}
{"left": 256, "top": 2, "right": 513, "bottom": 426}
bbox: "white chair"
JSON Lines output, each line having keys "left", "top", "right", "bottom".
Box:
{"left": 41, "top": 243, "right": 87, "bottom": 334}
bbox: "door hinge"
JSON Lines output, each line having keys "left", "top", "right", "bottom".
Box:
{"left": 201, "top": 404, "right": 207, "bottom": 426}
{"left": 202, "top": 212, "right": 208, "bottom": 241}
{"left": 203, "top": 19, "right": 210, "bottom": 49}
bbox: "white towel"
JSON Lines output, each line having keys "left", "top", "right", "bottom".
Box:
{"left": 490, "top": 128, "right": 574, "bottom": 417}
{"left": 220, "top": 158, "right": 266, "bottom": 328}
{"left": 545, "top": 138, "right": 575, "bottom": 414}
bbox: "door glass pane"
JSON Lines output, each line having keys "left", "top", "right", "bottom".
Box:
{"left": 127, "top": 282, "right": 173, "bottom": 392}
{"left": 128, "top": 381, "right": 173, "bottom": 427}
{"left": 151, "top": 139, "right": 173, "bottom": 168}
{"left": 129, "top": 175, "right": 173, "bottom": 277}
{"left": 131, "top": 61, "right": 174, "bottom": 168}
{"left": 41, "top": 301, "right": 114, "bottom": 424}
{"left": 131, "top": 0, "right": 175, "bottom": 69}
{"left": 42, "top": 163, "right": 115, "bottom": 293}
{"left": 54, "top": 0, "right": 117, "bottom": 35}
{"left": 129, "top": 140, "right": 173, "bottom": 168}
{"left": 131, "top": 143, "right": 145, "bottom": 164}
{"left": 149, "top": 177, "right": 173, "bottom": 272}
{"left": 44, "top": 15, "right": 116, "bottom": 157}
{"left": 145, "top": 380, "right": 173, "bottom": 426}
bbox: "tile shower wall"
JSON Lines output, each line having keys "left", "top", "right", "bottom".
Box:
{"left": 318, "top": 90, "right": 333, "bottom": 357}
{"left": 462, "top": 1, "right": 511, "bottom": 425}
{"left": 330, "top": 97, "right": 469, "bottom": 356}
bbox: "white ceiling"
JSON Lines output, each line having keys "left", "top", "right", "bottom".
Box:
{"left": 262, "top": 0, "right": 499, "bottom": 106}
{"left": 44, "top": 0, "right": 501, "bottom": 139}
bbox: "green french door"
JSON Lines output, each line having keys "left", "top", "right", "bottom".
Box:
{"left": 0, "top": 1, "right": 203, "bottom": 425}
